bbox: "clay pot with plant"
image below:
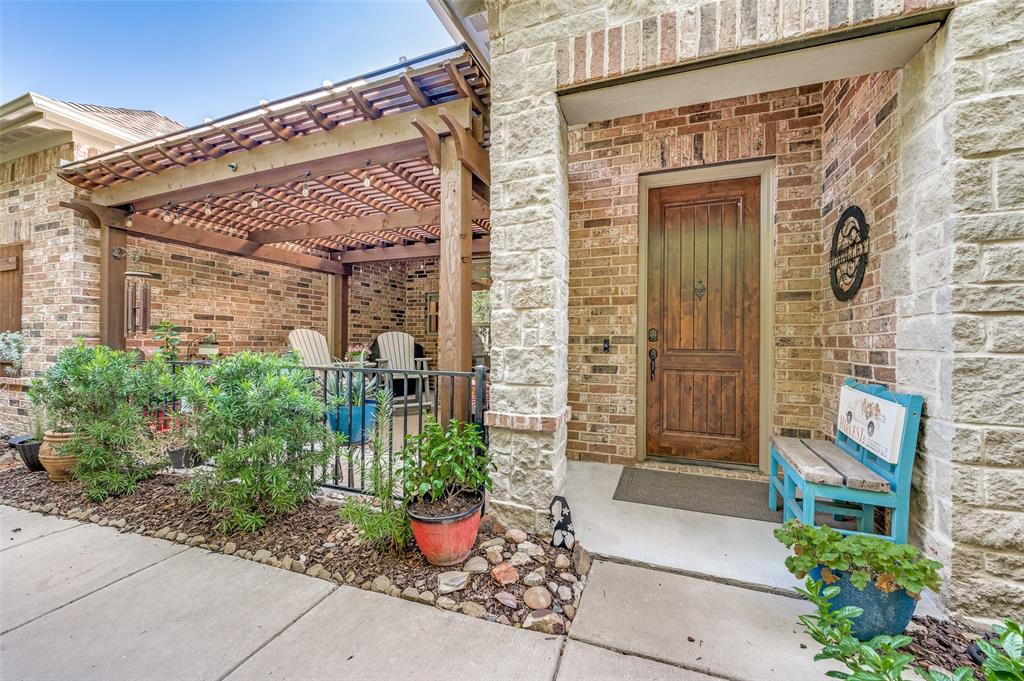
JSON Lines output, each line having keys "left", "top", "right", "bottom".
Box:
{"left": 775, "top": 520, "right": 942, "bottom": 641}
{"left": 401, "top": 417, "right": 493, "bottom": 566}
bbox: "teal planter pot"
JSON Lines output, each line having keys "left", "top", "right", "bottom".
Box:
{"left": 328, "top": 401, "right": 378, "bottom": 444}
{"left": 809, "top": 566, "right": 917, "bottom": 641}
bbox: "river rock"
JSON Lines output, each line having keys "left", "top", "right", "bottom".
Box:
{"left": 371, "top": 575, "right": 392, "bottom": 593}
{"left": 554, "top": 554, "right": 571, "bottom": 570}
{"left": 572, "top": 544, "right": 592, "bottom": 575}
{"left": 524, "top": 568, "right": 546, "bottom": 587}
{"left": 464, "top": 556, "right": 489, "bottom": 574}
{"left": 494, "top": 591, "right": 517, "bottom": 609}
{"left": 524, "top": 586, "right": 552, "bottom": 610}
{"left": 490, "top": 563, "right": 519, "bottom": 586}
{"left": 460, "top": 602, "right": 487, "bottom": 618}
{"left": 557, "top": 585, "right": 572, "bottom": 602}
{"left": 417, "top": 591, "right": 436, "bottom": 605}
{"left": 509, "top": 551, "right": 532, "bottom": 567}
{"left": 505, "top": 528, "right": 528, "bottom": 544}
{"left": 523, "top": 609, "right": 567, "bottom": 635}
{"left": 485, "top": 546, "right": 504, "bottom": 564}
{"left": 518, "top": 541, "right": 544, "bottom": 557}
{"left": 559, "top": 572, "right": 577, "bottom": 583}
{"left": 479, "top": 537, "right": 505, "bottom": 549}
{"left": 435, "top": 596, "right": 456, "bottom": 610}
{"left": 222, "top": 542, "right": 237, "bottom": 555}
{"left": 402, "top": 585, "right": 420, "bottom": 600}
{"left": 438, "top": 571, "right": 470, "bottom": 594}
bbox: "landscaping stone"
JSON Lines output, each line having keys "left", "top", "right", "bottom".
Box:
{"left": 437, "top": 571, "right": 470, "bottom": 595}
{"left": 524, "top": 568, "right": 546, "bottom": 587}
{"left": 290, "top": 560, "right": 306, "bottom": 573}
{"left": 560, "top": 572, "right": 577, "bottom": 583}
{"left": 281, "top": 556, "right": 293, "bottom": 570}
{"left": 496, "top": 615, "right": 512, "bottom": 626}
{"left": 111, "top": 518, "right": 127, "bottom": 528}
{"left": 517, "top": 541, "right": 543, "bottom": 557}
{"left": 572, "top": 544, "right": 591, "bottom": 576}
{"left": 305, "top": 564, "right": 326, "bottom": 579}
{"left": 344, "top": 571, "right": 356, "bottom": 583}
{"left": 522, "top": 609, "right": 566, "bottom": 635}
{"left": 557, "top": 585, "right": 572, "bottom": 602}
{"left": 371, "top": 575, "right": 391, "bottom": 593}
{"left": 505, "top": 528, "right": 527, "bottom": 544}
{"left": 361, "top": 581, "right": 373, "bottom": 590}
{"left": 490, "top": 563, "right": 519, "bottom": 586}
{"left": 331, "top": 572, "right": 344, "bottom": 583}
{"left": 387, "top": 585, "right": 401, "bottom": 598}
{"left": 479, "top": 513, "right": 507, "bottom": 535}
{"left": 435, "top": 596, "right": 456, "bottom": 610}
{"left": 460, "top": 602, "right": 487, "bottom": 618}
{"left": 416, "top": 591, "right": 436, "bottom": 605}
{"left": 223, "top": 542, "right": 237, "bottom": 555}
{"left": 175, "top": 532, "right": 189, "bottom": 543}
{"left": 509, "top": 551, "right": 531, "bottom": 567}
{"left": 478, "top": 537, "right": 505, "bottom": 550}
{"left": 89, "top": 514, "right": 101, "bottom": 523}
{"left": 155, "top": 527, "right": 170, "bottom": 539}
{"left": 554, "top": 554, "right": 571, "bottom": 570}
{"left": 494, "top": 591, "right": 517, "bottom": 609}
{"left": 187, "top": 535, "right": 206, "bottom": 547}
{"left": 524, "top": 586, "right": 552, "bottom": 610}
{"left": 253, "top": 549, "right": 272, "bottom": 563}
{"left": 563, "top": 604, "right": 576, "bottom": 620}
{"left": 401, "top": 586, "right": 419, "bottom": 601}
{"left": 463, "top": 556, "right": 488, "bottom": 574}
{"left": 485, "top": 546, "right": 504, "bottom": 564}
{"left": 547, "top": 581, "right": 559, "bottom": 594}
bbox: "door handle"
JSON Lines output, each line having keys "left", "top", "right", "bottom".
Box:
{"left": 648, "top": 348, "right": 657, "bottom": 381}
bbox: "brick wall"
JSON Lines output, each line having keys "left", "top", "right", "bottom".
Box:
{"left": 123, "top": 238, "right": 329, "bottom": 357}
{"left": 404, "top": 257, "right": 440, "bottom": 362}
{"left": 566, "top": 85, "right": 826, "bottom": 464}
{"left": 820, "top": 71, "right": 902, "bottom": 432}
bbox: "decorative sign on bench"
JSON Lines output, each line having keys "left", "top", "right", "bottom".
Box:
{"left": 837, "top": 385, "right": 907, "bottom": 465}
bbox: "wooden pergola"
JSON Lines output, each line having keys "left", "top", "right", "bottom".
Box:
{"left": 59, "top": 45, "right": 490, "bottom": 374}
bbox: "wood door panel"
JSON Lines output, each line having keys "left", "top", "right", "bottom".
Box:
{"left": 646, "top": 177, "right": 760, "bottom": 464}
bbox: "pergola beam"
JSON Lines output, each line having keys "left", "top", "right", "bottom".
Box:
{"left": 250, "top": 201, "right": 488, "bottom": 244}
{"left": 61, "top": 200, "right": 348, "bottom": 275}
{"left": 335, "top": 236, "right": 489, "bottom": 264}
{"left": 438, "top": 108, "right": 490, "bottom": 186}
{"left": 87, "top": 100, "right": 471, "bottom": 210}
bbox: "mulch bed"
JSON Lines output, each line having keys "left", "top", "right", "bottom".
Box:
{"left": 0, "top": 465, "right": 587, "bottom": 631}
{"left": 906, "top": 615, "right": 995, "bottom": 679}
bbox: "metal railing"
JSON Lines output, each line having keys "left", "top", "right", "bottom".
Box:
{"left": 157, "top": 361, "right": 488, "bottom": 495}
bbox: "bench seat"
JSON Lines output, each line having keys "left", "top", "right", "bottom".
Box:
{"left": 769, "top": 436, "right": 890, "bottom": 493}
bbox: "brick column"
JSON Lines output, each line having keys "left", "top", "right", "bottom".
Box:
{"left": 485, "top": 35, "right": 572, "bottom": 533}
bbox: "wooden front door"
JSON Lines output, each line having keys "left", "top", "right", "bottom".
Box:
{"left": 646, "top": 177, "right": 760, "bottom": 464}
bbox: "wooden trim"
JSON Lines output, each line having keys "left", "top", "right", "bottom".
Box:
{"left": 438, "top": 108, "right": 490, "bottom": 185}
{"left": 327, "top": 273, "right": 349, "bottom": 358}
{"left": 250, "top": 202, "right": 488, "bottom": 244}
{"left": 437, "top": 135, "right": 473, "bottom": 373}
{"left": 100, "top": 224, "right": 127, "bottom": 349}
{"left": 88, "top": 100, "right": 471, "bottom": 210}
{"left": 410, "top": 115, "right": 442, "bottom": 168}
{"left": 635, "top": 159, "right": 775, "bottom": 470}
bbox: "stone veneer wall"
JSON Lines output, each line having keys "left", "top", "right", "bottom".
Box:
{"left": 819, "top": 71, "right": 902, "bottom": 432}
{"left": 565, "top": 85, "right": 826, "bottom": 464}
{"left": 0, "top": 143, "right": 100, "bottom": 437}
{"left": 889, "top": 2, "right": 1024, "bottom": 625}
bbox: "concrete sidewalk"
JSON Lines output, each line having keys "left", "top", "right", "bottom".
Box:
{"left": 0, "top": 505, "right": 829, "bottom": 680}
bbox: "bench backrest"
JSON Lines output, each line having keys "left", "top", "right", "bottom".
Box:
{"left": 834, "top": 378, "right": 923, "bottom": 494}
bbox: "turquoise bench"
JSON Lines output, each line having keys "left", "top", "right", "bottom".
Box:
{"left": 768, "top": 378, "right": 923, "bottom": 543}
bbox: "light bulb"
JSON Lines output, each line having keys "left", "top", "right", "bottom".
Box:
{"left": 163, "top": 212, "right": 172, "bottom": 223}
{"left": 250, "top": 196, "right": 259, "bottom": 208}
{"left": 301, "top": 182, "right": 310, "bottom": 197}
{"left": 125, "top": 217, "right": 133, "bottom": 227}
{"left": 363, "top": 174, "right": 371, "bottom": 188}
{"left": 204, "top": 203, "right": 212, "bottom": 216}
{"left": 432, "top": 166, "right": 439, "bottom": 176}
{"left": 173, "top": 216, "right": 182, "bottom": 225}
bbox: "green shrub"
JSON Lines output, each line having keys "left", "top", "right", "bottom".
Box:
{"left": 400, "top": 417, "right": 492, "bottom": 503}
{"left": 0, "top": 331, "right": 25, "bottom": 375}
{"left": 339, "top": 389, "right": 412, "bottom": 551}
{"left": 28, "top": 341, "right": 171, "bottom": 501}
{"left": 151, "top": 320, "right": 181, "bottom": 361}
{"left": 775, "top": 520, "right": 942, "bottom": 598}
{"left": 177, "top": 351, "right": 340, "bottom": 532}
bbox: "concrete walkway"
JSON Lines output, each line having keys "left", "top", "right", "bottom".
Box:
{"left": 0, "top": 505, "right": 832, "bottom": 680}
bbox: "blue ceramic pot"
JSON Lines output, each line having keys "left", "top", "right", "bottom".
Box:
{"left": 809, "top": 566, "right": 917, "bottom": 641}
{"left": 328, "top": 400, "right": 378, "bottom": 444}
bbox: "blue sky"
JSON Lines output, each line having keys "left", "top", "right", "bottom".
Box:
{"left": 0, "top": 0, "right": 454, "bottom": 126}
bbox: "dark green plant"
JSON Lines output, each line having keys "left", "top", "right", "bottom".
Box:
{"left": 151, "top": 320, "right": 181, "bottom": 361}
{"left": 339, "top": 389, "right": 412, "bottom": 551}
{"left": 0, "top": 331, "right": 25, "bottom": 375}
{"left": 775, "top": 520, "right": 942, "bottom": 598}
{"left": 177, "top": 351, "right": 340, "bottom": 532}
{"left": 28, "top": 341, "right": 170, "bottom": 501}
{"left": 966, "top": 620, "right": 1023, "bottom": 681}
{"left": 400, "top": 417, "right": 492, "bottom": 503}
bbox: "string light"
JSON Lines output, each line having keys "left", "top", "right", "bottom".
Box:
{"left": 301, "top": 171, "right": 311, "bottom": 197}
{"left": 125, "top": 216, "right": 133, "bottom": 227}
{"left": 204, "top": 195, "right": 213, "bottom": 215}
{"left": 250, "top": 189, "right": 260, "bottom": 209}
{"left": 162, "top": 207, "right": 172, "bottom": 223}
{"left": 363, "top": 172, "right": 371, "bottom": 188}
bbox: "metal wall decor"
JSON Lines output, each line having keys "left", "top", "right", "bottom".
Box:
{"left": 123, "top": 251, "right": 153, "bottom": 336}
{"left": 829, "top": 205, "right": 870, "bottom": 301}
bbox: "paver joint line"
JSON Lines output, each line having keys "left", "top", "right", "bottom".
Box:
{"left": 0, "top": 512, "right": 82, "bottom": 552}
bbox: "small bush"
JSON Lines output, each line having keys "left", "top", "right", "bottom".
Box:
{"left": 28, "top": 341, "right": 171, "bottom": 501}
{"left": 400, "top": 417, "right": 492, "bottom": 504}
{"left": 340, "top": 389, "right": 412, "bottom": 551}
{"left": 178, "top": 351, "right": 340, "bottom": 532}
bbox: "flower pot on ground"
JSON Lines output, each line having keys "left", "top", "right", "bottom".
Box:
{"left": 167, "top": 446, "right": 202, "bottom": 469}
{"left": 8, "top": 435, "right": 44, "bottom": 472}
{"left": 775, "top": 520, "right": 942, "bottom": 641}
{"left": 328, "top": 400, "right": 378, "bottom": 444}
{"left": 38, "top": 431, "right": 76, "bottom": 482}
{"left": 400, "top": 417, "right": 493, "bottom": 566}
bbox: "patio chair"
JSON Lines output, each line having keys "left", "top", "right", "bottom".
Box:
{"left": 287, "top": 329, "right": 336, "bottom": 367}
{"left": 371, "top": 331, "right": 431, "bottom": 404}
{"left": 289, "top": 329, "right": 379, "bottom": 430}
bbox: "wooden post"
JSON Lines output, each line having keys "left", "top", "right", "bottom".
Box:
{"left": 438, "top": 136, "right": 472, "bottom": 421}
{"left": 327, "top": 271, "right": 349, "bottom": 359}
{"left": 99, "top": 224, "right": 127, "bottom": 349}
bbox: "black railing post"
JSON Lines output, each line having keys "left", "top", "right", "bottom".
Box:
{"left": 473, "top": 364, "right": 487, "bottom": 445}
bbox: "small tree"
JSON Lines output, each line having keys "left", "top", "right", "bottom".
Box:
{"left": 151, "top": 320, "right": 181, "bottom": 361}
{"left": 178, "top": 351, "right": 340, "bottom": 532}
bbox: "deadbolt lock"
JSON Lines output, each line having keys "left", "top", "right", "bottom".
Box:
{"left": 648, "top": 328, "right": 658, "bottom": 342}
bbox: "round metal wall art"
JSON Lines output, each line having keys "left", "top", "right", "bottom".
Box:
{"left": 829, "top": 205, "right": 870, "bottom": 301}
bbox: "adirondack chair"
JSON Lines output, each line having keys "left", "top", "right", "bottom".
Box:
{"left": 287, "top": 329, "right": 337, "bottom": 367}
{"left": 768, "top": 378, "right": 923, "bottom": 543}
{"left": 371, "top": 331, "right": 430, "bottom": 402}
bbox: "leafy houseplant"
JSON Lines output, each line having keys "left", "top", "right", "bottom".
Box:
{"left": 151, "top": 320, "right": 181, "bottom": 361}
{"left": 798, "top": 577, "right": 1024, "bottom": 681}
{"left": 339, "top": 389, "right": 411, "bottom": 551}
{"left": 345, "top": 343, "right": 369, "bottom": 364}
{"left": 0, "top": 331, "right": 25, "bottom": 376}
{"left": 776, "top": 521, "right": 942, "bottom": 640}
{"left": 177, "top": 351, "right": 340, "bottom": 532}
{"left": 401, "top": 417, "right": 492, "bottom": 566}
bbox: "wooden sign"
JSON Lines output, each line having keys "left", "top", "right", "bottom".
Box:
{"left": 837, "top": 385, "right": 907, "bottom": 464}
{"left": 829, "top": 206, "right": 870, "bottom": 301}
{"left": 0, "top": 256, "right": 18, "bottom": 272}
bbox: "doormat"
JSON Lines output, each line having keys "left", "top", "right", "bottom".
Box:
{"left": 612, "top": 467, "right": 783, "bottom": 523}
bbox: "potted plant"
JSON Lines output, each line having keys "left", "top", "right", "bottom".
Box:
{"left": 401, "top": 417, "right": 493, "bottom": 566}
{"left": 196, "top": 333, "right": 219, "bottom": 358}
{"left": 345, "top": 343, "right": 369, "bottom": 364}
{"left": 8, "top": 405, "right": 46, "bottom": 472}
{"left": 160, "top": 418, "right": 201, "bottom": 469}
{"left": 27, "top": 343, "right": 92, "bottom": 482}
{"left": 327, "top": 376, "right": 378, "bottom": 444}
{"left": 775, "top": 520, "right": 942, "bottom": 641}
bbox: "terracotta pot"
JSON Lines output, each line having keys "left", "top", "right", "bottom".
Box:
{"left": 38, "top": 431, "right": 77, "bottom": 482}
{"left": 408, "top": 495, "right": 484, "bottom": 567}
